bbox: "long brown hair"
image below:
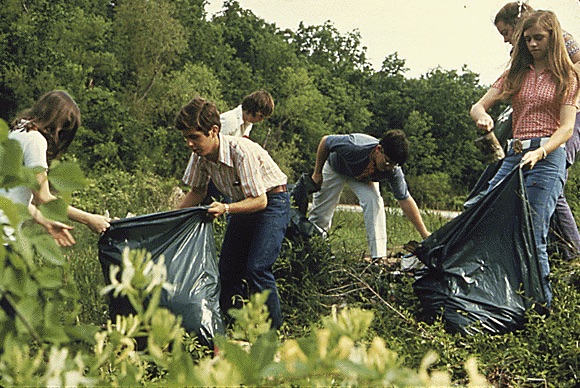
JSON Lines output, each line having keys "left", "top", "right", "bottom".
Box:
{"left": 500, "top": 10, "right": 580, "bottom": 105}
{"left": 13, "top": 90, "right": 81, "bottom": 161}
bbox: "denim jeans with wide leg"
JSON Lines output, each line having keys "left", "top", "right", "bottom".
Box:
{"left": 553, "top": 112, "right": 580, "bottom": 260}
{"left": 487, "top": 139, "right": 566, "bottom": 306}
{"left": 218, "top": 191, "right": 290, "bottom": 329}
{"left": 552, "top": 173, "right": 580, "bottom": 260}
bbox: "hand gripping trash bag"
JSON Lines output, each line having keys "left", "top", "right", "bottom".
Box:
{"left": 413, "top": 167, "right": 548, "bottom": 335}
{"left": 98, "top": 207, "right": 224, "bottom": 346}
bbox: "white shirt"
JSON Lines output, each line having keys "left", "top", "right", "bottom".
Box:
{"left": 0, "top": 130, "right": 48, "bottom": 205}
{"left": 220, "top": 105, "right": 252, "bottom": 137}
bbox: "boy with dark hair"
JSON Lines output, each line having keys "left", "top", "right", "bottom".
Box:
{"left": 220, "top": 90, "right": 274, "bottom": 138}
{"left": 308, "top": 130, "right": 430, "bottom": 260}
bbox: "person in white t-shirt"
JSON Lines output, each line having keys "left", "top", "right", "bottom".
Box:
{"left": 1, "top": 90, "right": 110, "bottom": 246}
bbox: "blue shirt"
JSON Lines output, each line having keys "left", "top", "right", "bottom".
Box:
{"left": 325, "top": 134, "right": 409, "bottom": 200}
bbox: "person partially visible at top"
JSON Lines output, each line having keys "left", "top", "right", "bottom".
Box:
{"left": 308, "top": 130, "right": 431, "bottom": 262}
{"left": 0, "top": 90, "right": 111, "bottom": 246}
{"left": 494, "top": 1, "right": 580, "bottom": 261}
{"left": 494, "top": 1, "right": 580, "bottom": 63}
{"left": 470, "top": 10, "right": 580, "bottom": 305}
{"left": 219, "top": 90, "right": 274, "bottom": 138}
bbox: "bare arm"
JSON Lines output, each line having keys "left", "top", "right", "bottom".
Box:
{"left": 28, "top": 203, "right": 76, "bottom": 246}
{"left": 177, "top": 186, "right": 206, "bottom": 208}
{"left": 178, "top": 183, "right": 268, "bottom": 218}
{"left": 311, "top": 136, "right": 330, "bottom": 187}
{"left": 207, "top": 194, "right": 268, "bottom": 219}
{"left": 32, "top": 171, "right": 110, "bottom": 234}
{"left": 398, "top": 196, "right": 430, "bottom": 239}
{"left": 470, "top": 88, "right": 503, "bottom": 132}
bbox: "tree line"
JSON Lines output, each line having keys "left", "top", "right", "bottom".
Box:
{"left": 1, "top": 0, "right": 510, "bottom": 209}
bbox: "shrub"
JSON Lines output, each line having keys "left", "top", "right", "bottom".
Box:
{"left": 71, "top": 168, "right": 179, "bottom": 218}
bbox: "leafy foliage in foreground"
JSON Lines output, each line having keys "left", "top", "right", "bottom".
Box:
{"left": 2, "top": 241, "right": 490, "bottom": 385}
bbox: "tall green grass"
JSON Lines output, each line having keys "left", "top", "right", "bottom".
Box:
{"left": 64, "top": 171, "right": 580, "bottom": 386}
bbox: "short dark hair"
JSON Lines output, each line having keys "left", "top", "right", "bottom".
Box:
{"left": 379, "top": 130, "right": 409, "bottom": 165}
{"left": 241, "top": 90, "right": 274, "bottom": 118}
{"left": 174, "top": 96, "right": 221, "bottom": 135}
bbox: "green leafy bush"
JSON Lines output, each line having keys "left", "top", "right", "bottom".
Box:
{"left": 71, "top": 169, "right": 179, "bottom": 218}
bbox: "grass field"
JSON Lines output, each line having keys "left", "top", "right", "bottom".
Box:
{"left": 62, "top": 199, "right": 580, "bottom": 386}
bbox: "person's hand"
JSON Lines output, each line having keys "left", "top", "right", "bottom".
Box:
{"left": 86, "top": 214, "right": 111, "bottom": 234}
{"left": 44, "top": 220, "right": 76, "bottom": 247}
{"left": 520, "top": 148, "right": 544, "bottom": 169}
{"left": 207, "top": 202, "right": 228, "bottom": 219}
{"left": 311, "top": 172, "right": 323, "bottom": 188}
{"left": 474, "top": 114, "right": 494, "bottom": 132}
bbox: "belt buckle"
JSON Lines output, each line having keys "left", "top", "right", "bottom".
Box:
{"left": 512, "top": 139, "right": 523, "bottom": 153}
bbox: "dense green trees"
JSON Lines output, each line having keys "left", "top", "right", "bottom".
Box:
{"left": 0, "top": 0, "right": 509, "bottom": 208}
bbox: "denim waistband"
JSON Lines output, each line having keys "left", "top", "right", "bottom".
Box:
{"left": 508, "top": 137, "right": 565, "bottom": 152}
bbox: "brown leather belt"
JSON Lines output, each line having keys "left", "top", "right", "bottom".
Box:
{"left": 267, "top": 184, "right": 287, "bottom": 194}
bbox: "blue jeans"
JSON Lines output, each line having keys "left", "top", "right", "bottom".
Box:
{"left": 554, "top": 112, "right": 580, "bottom": 260}
{"left": 219, "top": 191, "right": 290, "bottom": 329}
{"left": 487, "top": 139, "right": 566, "bottom": 305}
{"left": 552, "top": 173, "right": 580, "bottom": 261}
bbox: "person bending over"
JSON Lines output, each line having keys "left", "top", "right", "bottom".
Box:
{"left": 308, "top": 130, "right": 430, "bottom": 261}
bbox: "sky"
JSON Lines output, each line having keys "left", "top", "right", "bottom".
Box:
{"left": 204, "top": 0, "right": 580, "bottom": 85}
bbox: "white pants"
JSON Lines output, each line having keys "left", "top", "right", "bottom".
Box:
{"left": 308, "top": 162, "right": 387, "bottom": 258}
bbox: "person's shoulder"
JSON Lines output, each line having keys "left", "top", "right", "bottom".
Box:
{"left": 350, "top": 133, "right": 378, "bottom": 146}
{"left": 353, "top": 133, "right": 377, "bottom": 141}
{"left": 220, "top": 105, "right": 242, "bottom": 120}
{"left": 327, "top": 133, "right": 373, "bottom": 142}
{"left": 9, "top": 129, "right": 47, "bottom": 144}
{"left": 223, "top": 133, "right": 246, "bottom": 148}
{"left": 227, "top": 134, "right": 263, "bottom": 150}
{"left": 384, "top": 166, "right": 406, "bottom": 181}
{"left": 327, "top": 133, "right": 377, "bottom": 149}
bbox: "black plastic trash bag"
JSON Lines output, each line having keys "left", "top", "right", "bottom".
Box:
{"left": 291, "top": 173, "right": 320, "bottom": 216}
{"left": 464, "top": 106, "right": 513, "bottom": 209}
{"left": 413, "top": 166, "right": 548, "bottom": 335}
{"left": 286, "top": 173, "right": 326, "bottom": 240}
{"left": 98, "top": 207, "right": 224, "bottom": 346}
{"left": 493, "top": 105, "right": 515, "bottom": 147}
